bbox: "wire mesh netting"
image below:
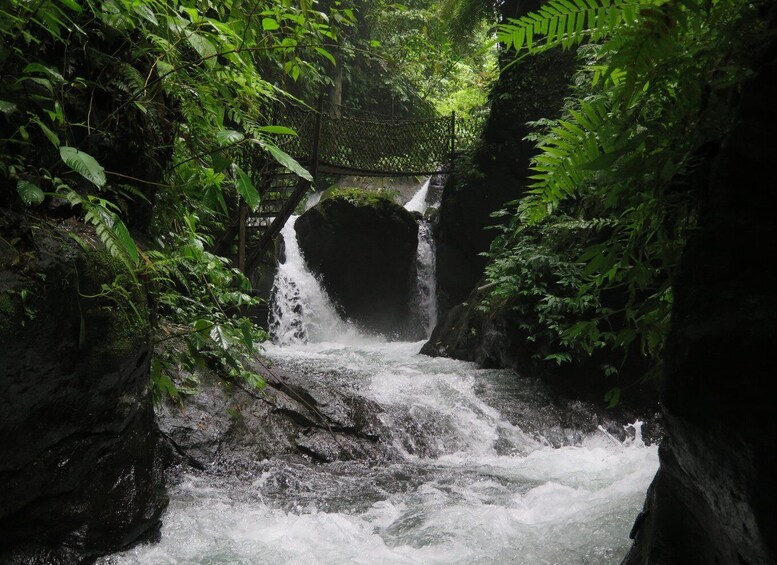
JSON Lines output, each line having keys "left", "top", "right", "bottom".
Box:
{"left": 259, "top": 103, "right": 484, "bottom": 176}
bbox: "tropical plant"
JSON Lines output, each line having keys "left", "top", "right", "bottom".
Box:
{"left": 485, "top": 0, "right": 770, "bottom": 388}
{"left": 0, "top": 0, "right": 346, "bottom": 398}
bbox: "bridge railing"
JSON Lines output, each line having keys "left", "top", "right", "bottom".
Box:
{"left": 264, "top": 102, "right": 485, "bottom": 177}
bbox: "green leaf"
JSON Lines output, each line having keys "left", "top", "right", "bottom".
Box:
{"left": 604, "top": 387, "right": 621, "bottom": 408}
{"left": 59, "top": 146, "right": 106, "bottom": 188}
{"left": 262, "top": 18, "right": 280, "bottom": 31}
{"left": 233, "top": 165, "right": 260, "bottom": 210}
{"left": 33, "top": 119, "right": 60, "bottom": 147}
{"left": 216, "top": 129, "right": 245, "bottom": 145}
{"left": 187, "top": 32, "right": 217, "bottom": 62}
{"left": 257, "top": 140, "right": 313, "bottom": 182}
{"left": 23, "top": 63, "right": 65, "bottom": 83}
{"left": 256, "top": 125, "right": 297, "bottom": 136}
{"left": 315, "top": 46, "right": 336, "bottom": 66}
{"left": 239, "top": 319, "right": 255, "bottom": 350}
{"left": 17, "top": 180, "right": 45, "bottom": 206}
{"left": 57, "top": 0, "right": 83, "bottom": 12}
{"left": 0, "top": 100, "right": 17, "bottom": 115}
{"left": 133, "top": 4, "right": 159, "bottom": 25}
{"left": 210, "top": 324, "right": 233, "bottom": 349}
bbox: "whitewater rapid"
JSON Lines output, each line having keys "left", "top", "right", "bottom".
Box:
{"left": 106, "top": 340, "right": 657, "bottom": 564}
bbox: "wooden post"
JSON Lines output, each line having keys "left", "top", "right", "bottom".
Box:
{"left": 310, "top": 95, "right": 324, "bottom": 187}
{"left": 237, "top": 198, "right": 247, "bottom": 274}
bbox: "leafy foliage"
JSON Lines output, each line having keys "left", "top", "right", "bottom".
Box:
{"left": 486, "top": 0, "right": 770, "bottom": 384}
{"left": 0, "top": 0, "right": 344, "bottom": 398}
{"left": 147, "top": 215, "right": 269, "bottom": 398}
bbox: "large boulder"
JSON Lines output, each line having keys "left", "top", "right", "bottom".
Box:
{"left": 0, "top": 214, "right": 167, "bottom": 564}
{"left": 295, "top": 194, "right": 419, "bottom": 338}
{"left": 621, "top": 41, "right": 777, "bottom": 565}
{"left": 155, "top": 358, "right": 395, "bottom": 471}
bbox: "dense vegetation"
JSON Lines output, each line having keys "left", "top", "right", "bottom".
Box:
{"left": 0, "top": 0, "right": 347, "bottom": 396}
{"left": 0, "top": 0, "right": 495, "bottom": 399}
{"left": 477, "top": 0, "right": 772, "bottom": 400}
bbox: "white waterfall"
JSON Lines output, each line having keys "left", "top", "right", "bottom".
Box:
{"left": 413, "top": 221, "right": 438, "bottom": 337}
{"left": 268, "top": 216, "right": 353, "bottom": 344}
{"left": 404, "top": 177, "right": 431, "bottom": 214}
{"left": 405, "top": 178, "right": 438, "bottom": 337}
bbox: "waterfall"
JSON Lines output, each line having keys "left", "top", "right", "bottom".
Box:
{"left": 413, "top": 221, "right": 438, "bottom": 337}
{"left": 404, "top": 177, "right": 431, "bottom": 214}
{"left": 268, "top": 216, "right": 352, "bottom": 344}
{"left": 405, "top": 178, "right": 438, "bottom": 337}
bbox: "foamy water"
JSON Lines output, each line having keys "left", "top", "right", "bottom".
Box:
{"left": 106, "top": 340, "right": 656, "bottom": 564}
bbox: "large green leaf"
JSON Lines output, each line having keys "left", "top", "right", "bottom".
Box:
{"left": 59, "top": 146, "right": 106, "bottom": 188}
{"left": 216, "top": 129, "right": 245, "bottom": 145}
{"left": 57, "top": 0, "right": 83, "bottom": 12}
{"left": 233, "top": 165, "right": 260, "bottom": 210}
{"left": 262, "top": 18, "right": 279, "bottom": 31}
{"left": 17, "top": 180, "right": 45, "bottom": 206}
{"left": 257, "top": 140, "right": 313, "bottom": 182}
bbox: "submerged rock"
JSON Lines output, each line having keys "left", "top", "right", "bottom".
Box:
{"left": 0, "top": 215, "right": 167, "bottom": 564}
{"left": 295, "top": 195, "right": 419, "bottom": 338}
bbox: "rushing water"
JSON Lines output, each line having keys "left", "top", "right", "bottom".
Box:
{"left": 106, "top": 189, "right": 657, "bottom": 564}
{"left": 404, "top": 178, "right": 438, "bottom": 337}
{"left": 412, "top": 221, "right": 438, "bottom": 337}
{"left": 268, "top": 215, "right": 358, "bottom": 345}
{"left": 108, "top": 340, "right": 657, "bottom": 564}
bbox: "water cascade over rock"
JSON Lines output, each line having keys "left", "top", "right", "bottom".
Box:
{"left": 405, "top": 178, "right": 439, "bottom": 338}
{"left": 294, "top": 194, "right": 419, "bottom": 339}
{"left": 106, "top": 194, "right": 663, "bottom": 563}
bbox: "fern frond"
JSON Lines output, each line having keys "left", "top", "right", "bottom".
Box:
{"left": 497, "top": 0, "right": 662, "bottom": 54}
{"left": 62, "top": 189, "right": 140, "bottom": 274}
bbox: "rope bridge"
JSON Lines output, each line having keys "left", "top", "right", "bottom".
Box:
{"left": 272, "top": 104, "right": 484, "bottom": 176}
{"left": 238, "top": 102, "right": 485, "bottom": 274}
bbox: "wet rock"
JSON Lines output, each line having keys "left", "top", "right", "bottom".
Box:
{"left": 155, "top": 361, "right": 396, "bottom": 472}
{"left": 295, "top": 195, "right": 419, "bottom": 338}
{"left": 435, "top": 48, "right": 577, "bottom": 313}
{"left": 0, "top": 216, "right": 167, "bottom": 564}
{"left": 622, "top": 41, "right": 777, "bottom": 565}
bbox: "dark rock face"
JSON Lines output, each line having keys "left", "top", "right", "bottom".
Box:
{"left": 421, "top": 289, "right": 656, "bottom": 410}
{"left": 295, "top": 196, "right": 419, "bottom": 338}
{"left": 0, "top": 216, "right": 167, "bottom": 564}
{"left": 621, "top": 44, "right": 777, "bottom": 565}
{"left": 435, "top": 48, "right": 576, "bottom": 312}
